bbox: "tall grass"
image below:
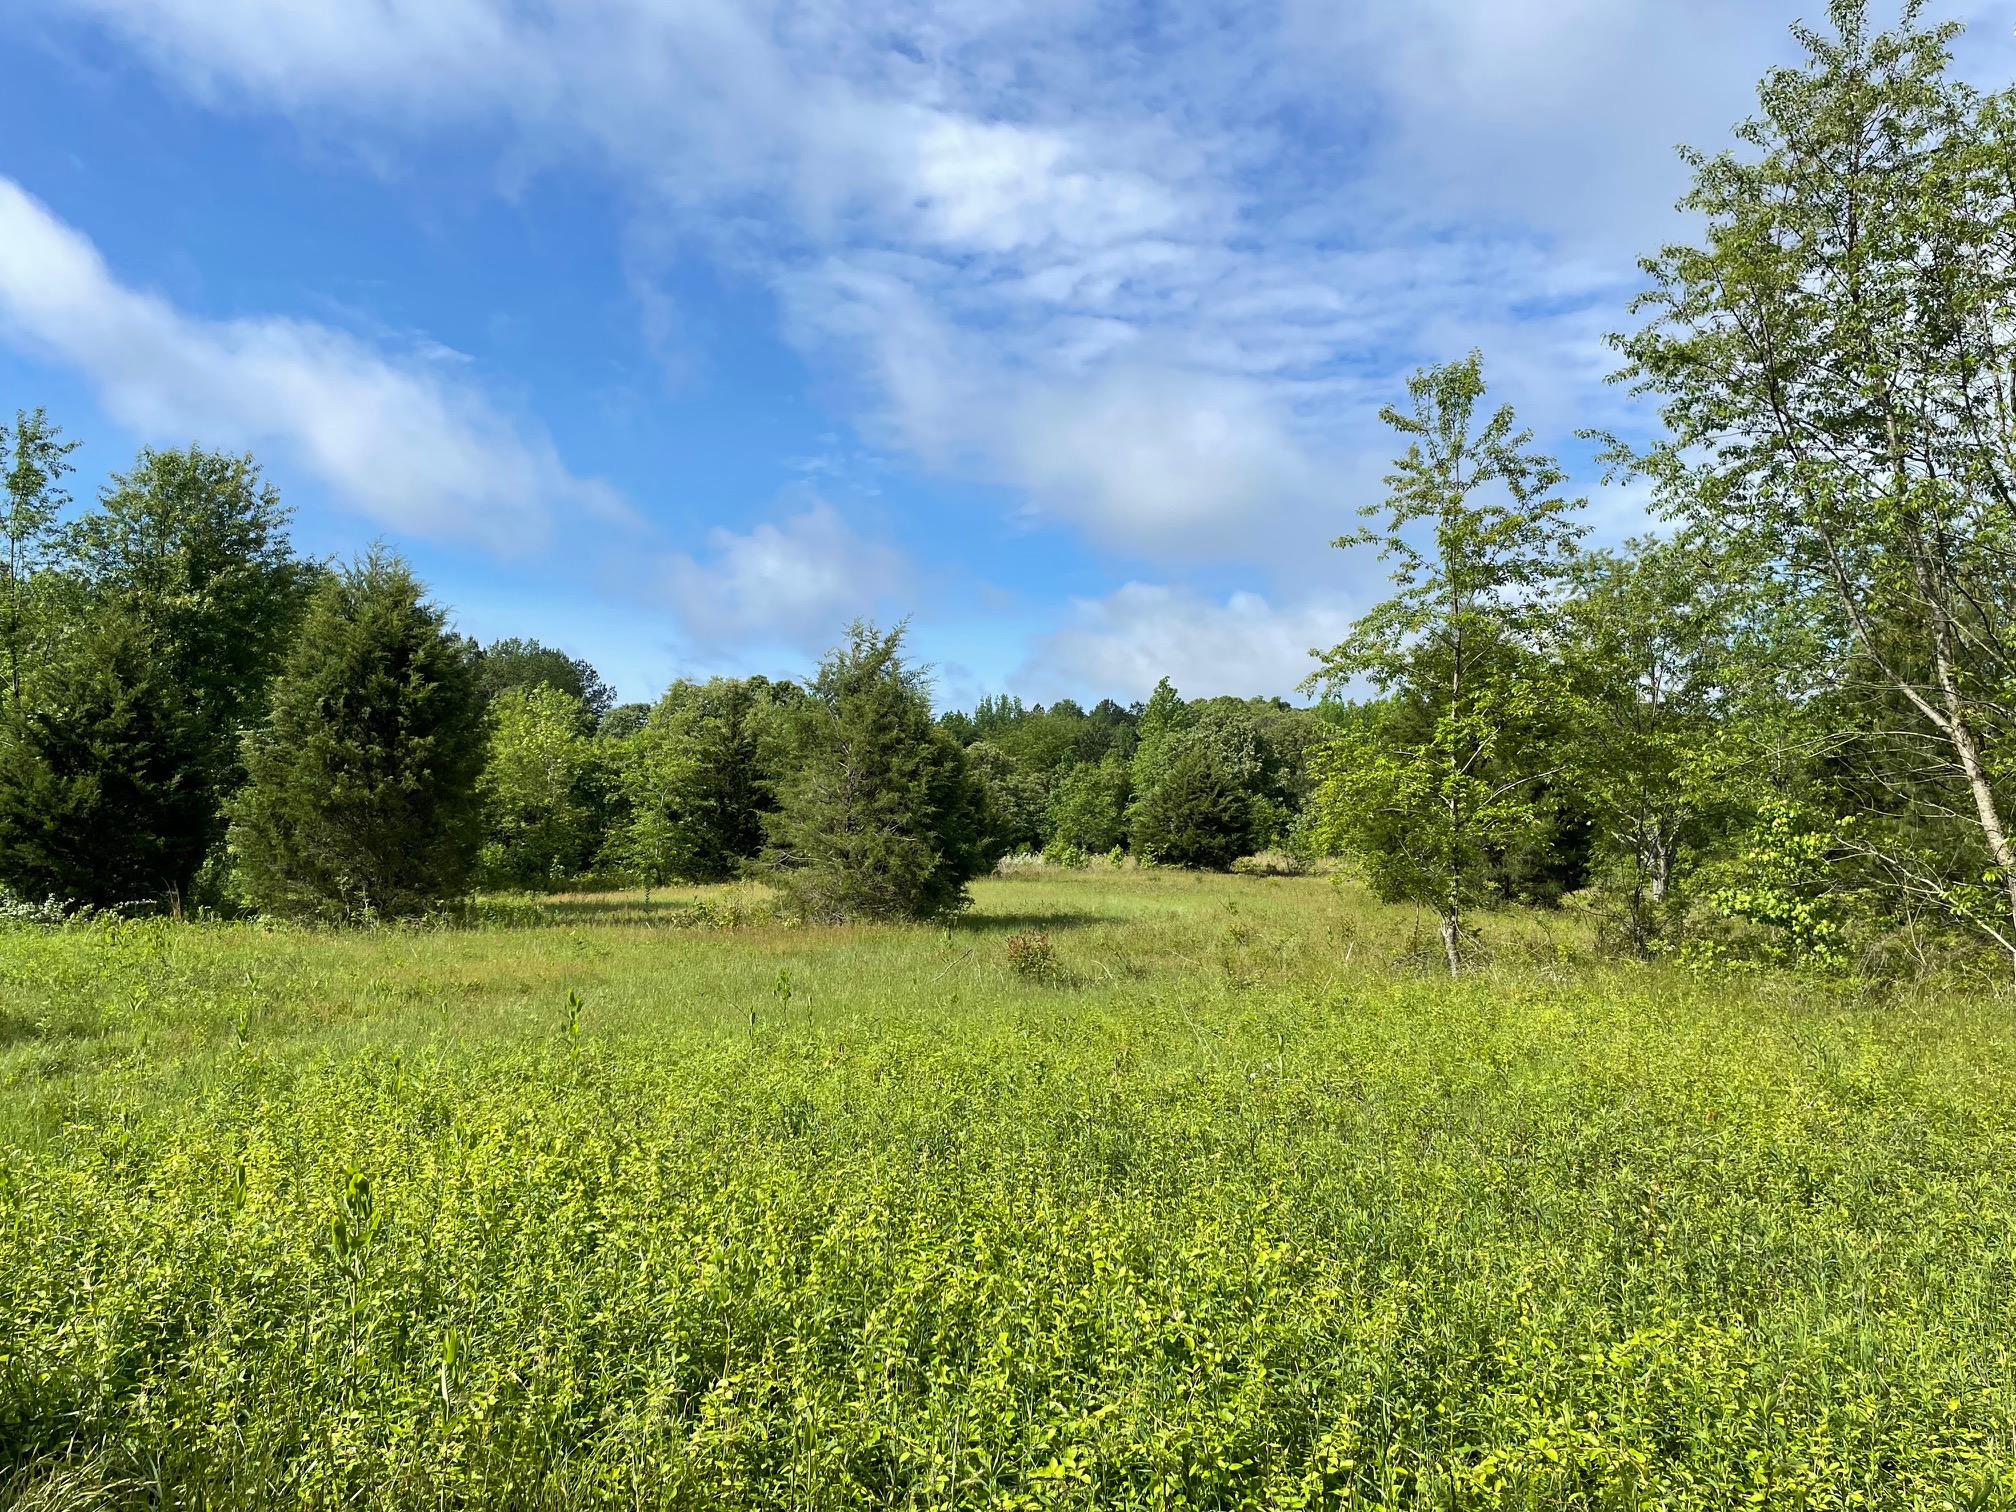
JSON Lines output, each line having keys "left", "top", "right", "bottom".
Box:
{"left": 2, "top": 872, "right": 2014, "bottom": 1507}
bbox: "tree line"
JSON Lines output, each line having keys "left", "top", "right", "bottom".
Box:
{"left": 0, "top": 422, "right": 1321, "bottom": 929}
{"left": 2, "top": 3, "right": 2014, "bottom": 981}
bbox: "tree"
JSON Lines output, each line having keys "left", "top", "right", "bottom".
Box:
{"left": 1047, "top": 756, "right": 1132, "bottom": 856}
{"left": 612, "top": 677, "right": 783, "bottom": 886}
{"left": 966, "top": 741, "right": 1049, "bottom": 857}
{"left": 477, "top": 684, "right": 610, "bottom": 888}
{"left": 0, "top": 607, "right": 211, "bottom": 910}
{"left": 0, "top": 410, "right": 79, "bottom": 707}
{"left": 1307, "top": 353, "right": 1584, "bottom": 975}
{"left": 1614, "top": 0, "right": 2016, "bottom": 976}
{"left": 475, "top": 638, "right": 615, "bottom": 722}
{"left": 1129, "top": 741, "right": 1255, "bottom": 869}
{"left": 70, "top": 447, "right": 317, "bottom": 853}
{"left": 760, "top": 623, "right": 988, "bottom": 922}
{"left": 227, "top": 551, "right": 487, "bottom": 920}
{"left": 1559, "top": 533, "right": 1756, "bottom": 954}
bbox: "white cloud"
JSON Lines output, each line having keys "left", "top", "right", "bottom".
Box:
{"left": 0, "top": 177, "right": 619, "bottom": 552}
{"left": 661, "top": 497, "right": 909, "bottom": 649}
{"left": 36, "top": 0, "right": 2016, "bottom": 568}
{"left": 1017, "top": 582, "right": 1362, "bottom": 703}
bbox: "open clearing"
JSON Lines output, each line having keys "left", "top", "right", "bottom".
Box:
{"left": 4, "top": 870, "right": 2015, "bottom": 1508}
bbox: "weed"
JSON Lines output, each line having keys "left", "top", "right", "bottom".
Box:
{"left": 1005, "top": 930, "right": 1063, "bottom": 983}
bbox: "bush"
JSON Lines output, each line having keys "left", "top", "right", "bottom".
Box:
{"left": 1004, "top": 930, "right": 1063, "bottom": 982}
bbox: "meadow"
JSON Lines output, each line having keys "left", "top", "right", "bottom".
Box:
{"left": 3, "top": 867, "right": 2016, "bottom": 1509}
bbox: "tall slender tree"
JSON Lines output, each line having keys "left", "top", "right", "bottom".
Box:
{"left": 1307, "top": 353, "right": 1584, "bottom": 974}
{"left": 0, "top": 410, "right": 79, "bottom": 706}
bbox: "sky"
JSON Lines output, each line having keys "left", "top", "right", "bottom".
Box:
{"left": 4, "top": 1, "right": 2014, "bottom": 710}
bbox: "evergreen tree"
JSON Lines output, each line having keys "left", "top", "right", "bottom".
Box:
{"left": 1129, "top": 740, "right": 1255, "bottom": 869}
{"left": 760, "top": 623, "right": 988, "bottom": 922}
{"left": 0, "top": 607, "right": 210, "bottom": 910}
{"left": 227, "top": 551, "right": 487, "bottom": 920}
{"left": 612, "top": 677, "right": 783, "bottom": 885}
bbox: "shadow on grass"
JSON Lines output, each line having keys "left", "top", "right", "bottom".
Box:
{"left": 954, "top": 911, "right": 1113, "bottom": 933}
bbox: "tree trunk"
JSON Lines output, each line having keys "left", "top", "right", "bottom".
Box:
{"left": 1647, "top": 833, "right": 1673, "bottom": 905}
{"left": 1439, "top": 909, "right": 1461, "bottom": 978}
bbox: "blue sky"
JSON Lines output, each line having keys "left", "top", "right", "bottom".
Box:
{"left": 5, "top": 0, "right": 2014, "bottom": 708}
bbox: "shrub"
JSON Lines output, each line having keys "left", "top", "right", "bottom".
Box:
{"left": 1004, "top": 930, "right": 1062, "bottom": 982}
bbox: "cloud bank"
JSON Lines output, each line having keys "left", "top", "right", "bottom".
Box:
{"left": 661, "top": 498, "right": 910, "bottom": 652}
{"left": 31, "top": 0, "right": 1864, "bottom": 566}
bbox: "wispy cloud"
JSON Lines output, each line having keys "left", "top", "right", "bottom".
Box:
{"left": 0, "top": 177, "right": 621, "bottom": 553}
{"left": 38, "top": 0, "right": 1818, "bottom": 564}
{"left": 1017, "top": 582, "right": 1363, "bottom": 703}
{"left": 35, "top": 0, "right": 2012, "bottom": 685}
{"left": 661, "top": 496, "right": 909, "bottom": 651}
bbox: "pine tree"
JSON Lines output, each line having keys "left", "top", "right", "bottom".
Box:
{"left": 227, "top": 550, "right": 487, "bottom": 920}
{"left": 0, "top": 607, "right": 211, "bottom": 910}
{"left": 1129, "top": 741, "right": 1255, "bottom": 869}
{"left": 760, "top": 623, "right": 988, "bottom": 922}
{"left": 612, "top": 677, "right": 784, "bottom": 885}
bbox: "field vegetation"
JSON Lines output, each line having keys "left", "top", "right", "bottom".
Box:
{"left": 8, "top": 4, "right": 2016, "bottom": 1506}
{"left": 6, "top": 869, "right": 2016, "bottom": 1508}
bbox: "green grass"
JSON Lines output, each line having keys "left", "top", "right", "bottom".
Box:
{"left": 3, "top": 869, "right": 2016, "bottom": 1508}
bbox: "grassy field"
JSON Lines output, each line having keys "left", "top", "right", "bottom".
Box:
{"left": 3, "top": 868, "right": 2016, "bottom": 1508}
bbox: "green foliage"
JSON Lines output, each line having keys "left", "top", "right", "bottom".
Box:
{"left": 3, "top": 872, "right": 2016, "bottom": 1505}
{"left": 228, "top": 551, "right": 488, "bottom": 921}
{"left": 0, "top": 409, "right": 79, "bottom": 707}
{"left": 476, "top": 685, "right": 610, "bottom": 888}
{"left": 475, "top": 637, "right": 615, "bottom": 722}
{"left": 1047, "top": 755, "right": 1131, "bottom": 855}
{"left": 0, "top": 607, "right": 212, "bottom": 909}
{"left": 1308, "top": 353, "right": 1584, "bottom": 971}
{"left": 761, "top": 623, "right": 988, "bottom": 921}
{"left": 74, "top": 447, "right": 318, "bottom": 805}
{"left": 1694, "top": 797, "right": 1856, "bottom": 973}
{"left": 611, "top": 677, "right": 783, "bottom": 886}
{"left": 1129, "top": 738, "right": 1255, "bottom": 870}
{"left": 1613, "top": 0, "right": 2016, "bottom": 970}
{"left": 1559, "top": 533, "right": 1759, "bottom": 953}
{"left": 965, "top": 739, "right": 1048, "bottom": 857}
